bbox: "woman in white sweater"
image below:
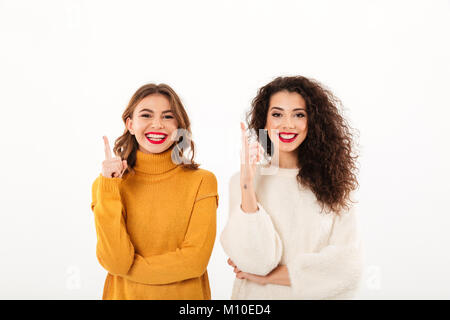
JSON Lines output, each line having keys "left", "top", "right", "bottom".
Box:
{"left": 220, "top": 76, "right": 363, "bottom": 299}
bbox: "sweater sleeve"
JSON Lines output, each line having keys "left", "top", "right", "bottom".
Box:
{"left": 91, "top": 175, "right": 136, "bottom": 275}
{"left": 91, "top": 172, "right": 218, "bottom": 285}
{"left": 121, "top": 171, "right": 218, "bottom": 285}
{"left": 220, "top": 172, "right": 283, "bottom": 276}
{"left": 286, "top": 206, "right": 364, "bottom": 299}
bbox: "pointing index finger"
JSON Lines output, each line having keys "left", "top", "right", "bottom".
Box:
{"left": 103, "top": 136, "right": 113, "bottom": 160}
{"left": 240, "top": 122, "right": 250, "bottom": 164}
{"left": 240, "top": 122, "right": 249, "bottom": 148}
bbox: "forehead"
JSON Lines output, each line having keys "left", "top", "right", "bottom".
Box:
{"left": 269, "top": 91, "right": 306, "bottom": 110}
{"left": 135, "top": 94, "right": 172, "bottom": 112}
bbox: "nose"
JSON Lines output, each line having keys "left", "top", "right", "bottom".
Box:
{"left": 282, "top": 116, "right": 295, "bottom": 129}
{"left": 151, "top": 117, "right": 163, "bottom": 129}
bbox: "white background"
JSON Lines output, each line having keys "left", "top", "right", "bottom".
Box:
{"left": 0, "top": 0, "right": 449, "bottom": 299}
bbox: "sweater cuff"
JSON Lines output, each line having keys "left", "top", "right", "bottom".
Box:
{"left": 98, "top": 174, "right": 122, "bottom": 199}
{"left": 238, "top": 202, "right": 265, "bottom": 218}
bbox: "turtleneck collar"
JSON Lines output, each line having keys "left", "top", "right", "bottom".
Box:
{"left": 134, "top": 145, "right": 179, "bottom": 175}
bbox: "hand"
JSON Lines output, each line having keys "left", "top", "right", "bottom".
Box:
{"left": 227, "top": 258, "right": 268, "bottom": 285}
{"left": 101, "top": 136, "right": 128, "bottom": 178}
{"left": 240, "top": 122, "right": 264, "bottom": 188}
{"left": 227, "top": 258, "right": 291, "bottom": 286}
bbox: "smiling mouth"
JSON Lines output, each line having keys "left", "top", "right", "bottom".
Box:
{"left": 278, "top": 133, "right": 298, "bottom": 143}
{"left": 145, "top": 132, "right": 168, "bottom": 144}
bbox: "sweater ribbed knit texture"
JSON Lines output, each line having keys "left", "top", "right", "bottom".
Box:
{"left": 220, "top": 166, "right": 363, "bottom": 299}
{"left": 91, "top": 146, "right": 218, "bottom": 300}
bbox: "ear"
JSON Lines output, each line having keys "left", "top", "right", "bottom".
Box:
{"left": 126, "top": 117, "right": 134, "bottom": 135}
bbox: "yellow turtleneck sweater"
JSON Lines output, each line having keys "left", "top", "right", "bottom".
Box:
{"left": 90, "top": 146, "right": 218, "bottom": 300}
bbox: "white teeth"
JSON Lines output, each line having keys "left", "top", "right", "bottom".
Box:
{"left": 146, "top": 134, "right": 166, "bottom": 139}
{"left": 279, "top": 134, "right": 297, "bottom": 139}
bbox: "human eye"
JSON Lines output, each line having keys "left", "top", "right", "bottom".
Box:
{"left": 163, "top": 114, "right": 174, "bottom": 119}
{"left": 295, "top": 113, "right": 305, "bottom": 118}
{"left": 271, "top": 112, "right": 282, "bottom": 117}
{"left": 141, "top": 113, "right": 151, "bottom": 118}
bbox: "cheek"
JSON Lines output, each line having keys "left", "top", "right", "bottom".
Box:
{"left": 167, "top": 120, "right": 178, "bottom": 131}
{"left": 298, "top": 119, "right": 308, "bottom": 132}
{"left": 264, "top": 120, "right": 275, "bottom": 140}
{"left": 264, "top": 117, "right": 278, "bottom": 132}
{"left": 131, "top": 119, "right": 143, "bottom": 134}
{"left": 165, "top": 121, "right": 179, "bottom": 137}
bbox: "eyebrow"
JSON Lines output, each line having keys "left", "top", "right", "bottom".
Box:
{"left": 139, "top": 108, "right": 173, "bottom": 114}
{"left": 270, "top": 106, "right": 306, "bottom": 112}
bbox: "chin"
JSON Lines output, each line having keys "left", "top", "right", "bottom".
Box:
{"left": 152, "top": 145, "right": 172, "bottom": 153}
{"left": 279, "top": 146, "right": 299, "bottom": 153}
{"left": 140, "top": 140, "right": 174, "bottom": 154}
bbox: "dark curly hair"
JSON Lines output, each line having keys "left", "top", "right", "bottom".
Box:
{"left": 247, "top": 76, "right": 360, "bottom": 215}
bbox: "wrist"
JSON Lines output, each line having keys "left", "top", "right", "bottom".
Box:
{"left": 240, "top": 181, "right": 254, "bottom": 191}
{"left": 240, "top": 203, "right": 259, "bottom": 213}
{"left": 98, "top": 174, "right": 122, "bottom": 196}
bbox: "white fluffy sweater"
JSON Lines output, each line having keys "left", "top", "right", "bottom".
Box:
{"left": 220, "top": 166, "right": 364, "bottom": 299}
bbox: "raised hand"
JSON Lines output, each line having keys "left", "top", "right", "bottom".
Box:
{"left": 240, "top": 122, "right": 264, "bottom": 189}
{"left": 101, "top": 136, "right": 128, "bottom": 178}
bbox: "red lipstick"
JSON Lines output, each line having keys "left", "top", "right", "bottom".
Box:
{"left": 278, "top": 132, "right": 298, "bottom": 143}
{"left": 145, "top": 132, "right": 168, "bottom": 145}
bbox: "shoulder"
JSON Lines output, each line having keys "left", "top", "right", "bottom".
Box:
{"left": 198, "top": 168, "right": 217, "bottom": 188}
{"left": 182, "top": 168, "right": 218, "bottom": 191}
{"left": 91, "top": 175, "right": 102, "bottom": 206}
{"left": 337, "top": 192, "right": 359, "bottom": 217}
{"left": 333, "top": 202, "right": 359, "bottom": 230}
{"left": 186, "top": 168, "right": 217, "bottom": 182}
{"left": 91, "top": 175, "right": 101, "bottom": 195}
{"left": 187, "top": 169, "right": 218, "bottom": 204}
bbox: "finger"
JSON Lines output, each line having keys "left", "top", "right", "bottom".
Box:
{"left": 239, "top": 270, "right": 260, "bottom": 281}
{"left": 103, "top": 136, "right": 113, "bottom": 160}
{"left": 248, "top": 145, "right": 260, "bottom": 155}
{"left": 258, "top": 143, "right": 264, "bottom": 161}
{"left": 108, "top": 161, "right": 124, "bottom": 178}
{"left": 270, "top": 129, "right": 280, "bottom": 147}
{"left": 249, "top": 142, "right": 264, "bottom": 157}
{"left": 227, "top": 258, "right": 236, "bottom": 268}
{"left": 249, "top": 146, "right": 261, "bottom": 159}
{"left": 255, "top": 147, "right": 262, "bottom": 162}
{"left": 240, "top": 122, "right": 249, "bottom": 165}
{"left": 249, "top": 147, "right": 263, "bottom": 163}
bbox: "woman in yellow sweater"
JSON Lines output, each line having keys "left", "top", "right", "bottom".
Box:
{"left": 91, "top": 83, "right": 218, "bottom": 300}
